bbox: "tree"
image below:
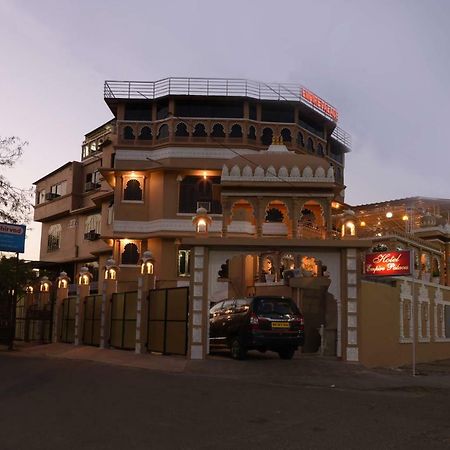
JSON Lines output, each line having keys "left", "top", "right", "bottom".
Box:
{"left": 0, "top": 255, "right": 35, "bottom": 297}
{"left": 0, "top": 137, "right": 33, "bottom": 224}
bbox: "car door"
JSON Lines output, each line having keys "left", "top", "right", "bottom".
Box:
{"left": 209, "top": 301, "right": 224, "bottom": 339}
{"left": 216, "top": 300, "right": 235, "bottom": 338}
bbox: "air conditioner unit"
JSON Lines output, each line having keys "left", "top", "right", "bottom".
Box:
{"left": 197, "top": 201, "right": 211, "bottom": 212}
{"left": 84, "top": 230, "right": 100, "bottom": 241}
{"left": 45, "top": 192, "right": 60, "bottom": 201}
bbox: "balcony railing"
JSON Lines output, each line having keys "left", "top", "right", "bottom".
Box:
{"left": 104, "top": 77, "right": 351, "bottom": 148}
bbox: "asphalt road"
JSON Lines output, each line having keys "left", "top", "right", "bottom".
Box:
{"left": 1, "top": 353, "right": 450, "bottom": 450}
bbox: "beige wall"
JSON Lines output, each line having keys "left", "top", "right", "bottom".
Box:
{"left": 360, "top": 280, "right": 450, "bottom": 367}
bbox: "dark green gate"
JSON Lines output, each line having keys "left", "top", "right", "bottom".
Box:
{"left": 147, "top": 287, "right": 189, "bottom": 356}
{"left": 83, "top": 295, "right": 102, "bottom": 346}
{"left": 110, "top": 291, "right": 137, "bottom": 350}
{"left": 26, "top": 302, "right": 53, "bottom": 343}
{"left": 60, "top": 296, "right": 76, "bottom": 343}
{"left": 14, "top": 297, "right": 26, "bottom": 341}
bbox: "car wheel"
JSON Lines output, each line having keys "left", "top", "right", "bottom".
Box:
{"left": 230, "top": 338, "right": 246, "bottom": 360}
{"left": 278, "top": 348, "right": 295, "bottom": 360}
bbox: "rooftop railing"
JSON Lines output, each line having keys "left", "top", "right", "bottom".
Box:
{"left": 104, "top": 78, "right": 351, "bottom": 148}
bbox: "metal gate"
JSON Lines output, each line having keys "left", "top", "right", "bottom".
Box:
{"left": 26, "top": 303, "right": 53, "bottom": 343}
{"left": 60, "top": 297, "right": 76, "bottom": 343}
{"left": 110, "top": 291, "right": 137, "bottom": 350}
{"left": 14, "top": 297, "right": 26, "bottom": 341}
{"left": 83, "top": 295, "right": 102, "bottom": 346}
{"left": 147, "top": 287, "right": 189, "bottom": 355}
{"left": 0, "top": 294, "right": 13, "bottom": 346}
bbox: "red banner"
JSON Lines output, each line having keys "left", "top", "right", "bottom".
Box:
{"left": 300, "top": 88, "right": 338, "bottom": 121}
{"left": 364, "top": 251, "right": 412, "bottom": 277}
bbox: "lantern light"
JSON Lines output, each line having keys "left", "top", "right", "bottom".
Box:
{"left": 140, "top": 251, "right": 155, "bottom": 275}
{"left": 104, "top": 259, "right": 118, "bottom": 280}
{"left": 386, "top": 211, "right": 393, "bottom": 219}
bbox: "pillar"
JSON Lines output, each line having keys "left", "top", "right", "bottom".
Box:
{"left": 100, "top": 261, "right": 119, "bottom": 349}
{"left": 53, "top": 276, "right": 69, "bottom": 343}
{"left": 345, "top": 248, "right": 359, "bottom": 361}
{"left": 135, "top": 273, "right": 154, "bottom": 354}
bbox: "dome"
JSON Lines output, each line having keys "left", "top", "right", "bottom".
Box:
{"left": 221, "top": 143, "right": 334, "bottom": 182}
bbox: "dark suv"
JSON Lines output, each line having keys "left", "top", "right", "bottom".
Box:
{"left": 209, "top": 296, "right": 304, "bottom": 360}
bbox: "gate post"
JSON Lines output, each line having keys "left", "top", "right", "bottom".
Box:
{"left": 100, "top": 259, "right": 119, "bottom": 349}
{"left": 53, "top": 272, "right": 70, "bottom": 343}
{"left": 136, "top": 252, "right": 155, "bottom": 354}
{"left": 74, "top": 267, "right": 92, "bottom": 346}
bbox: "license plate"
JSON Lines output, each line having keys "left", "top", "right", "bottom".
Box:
{"left": 272, "top": 322, "right": 289, "bottom": 329}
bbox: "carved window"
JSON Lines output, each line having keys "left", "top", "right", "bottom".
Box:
{"left": 193, "top": 123, "right": 207, "bottom": 137}
{"left": 247, "top": 126, "right": 256, "bottom": 140}
{"left": 121, "top": 243, "right": 140, "bottom": 265}
{"left": 157, "top": 124, "right": 169, "bottom": 140}
{"left": 211, "top": 123, "right": 226, "bottom": 138}
{"left": 138, "top": 126, "right": 152, "bottom": 140}
{"left": 123, "top": 126, "right": 135, "bottom": 140}
{"left": 297, "top": 132, "right": 304, "bottom": 146}
{"left": 84, "top": 214, "right": 101, "bottom": 234}
{"left": 300, "top": 208, "right": 316, "bottom": 228}
{"left": 175, "top": 123, "right": 189, "bottom": 137}
{"left": 307, "top": 138, "right": 314, "bottom": 152}
{"left": 123, "top": 179, "right": 143, "bottom": 201}
{"left": 281, "top": 128, "right": 292, "bottom": 142}
{"left": 317, "top": 143, "right": 324, "bottom": 156}
{"left": 229, "top": 124, "right": 243, "bottom": 138}
{"left": 261, "top": 128, "right": 273, "bottom": 146}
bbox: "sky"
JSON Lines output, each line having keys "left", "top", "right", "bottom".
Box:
{"left": 1, "top": 0, "right": 449, "bottom": 260}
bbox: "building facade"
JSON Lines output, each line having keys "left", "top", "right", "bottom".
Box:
{"left": 32, "top": 78, "right": 450, "bottom": 364}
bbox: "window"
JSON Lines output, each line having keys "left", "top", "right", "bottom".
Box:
{"left": 247, "top": 126, "right": 256, "bottom": 140}
{"left": 261, "top": 103, "right": 295, "bottom": 123}
{"left": 174, "top": 99, "right": 243, "bottom": 118}
{"left": 82, "top": 145, "right": 89, "bottom": 159}
{"left": 85, "top": 171, "right": 101, "bottom": 191}
{"left": 48, "top": 181, "right": 66, "bottom": 199}
{"left": 123, "top": 126, "right": 135, "bottom": 140}
{"left": 37, "top": 190, "right": 46, "bottom": 205}
{"left": 84, "top": 214, "right": 101, "bottom": 238}
{"left": 138, "top": 126, "right": 152, "bottom": 140}
{"left": 107, "top": 201, "right": 114, "bottom": 225}
{"left": 178, "top": 175, "right": 222, "bottom": 214}
{"left": 307, "top": 138, "right": 314, "bottom": 152}
{"left": 211, "top": 123, "right": 225, "bottom": 138}
{"left": 300, "top": 208, "right": 316, "bottom": 228}
{"left": 297, "top": 132, "right": 304, "bottom": 146}
{"left": 317, "top": 143, "right": 324, "bottom": 157}
{"left": 229, "top": 124, "right": 243, "bottom": 138}
{"left": 193, "top": 123, "right": 207, "bottom": 137}
{"left": 47, "top": 224, "right": 61, "bottom": 252}
{"left": 175, "top": 122, "right": 189, "bottom": 137}
{"left": 177, "top": 250, "right": 191, "bottom": 276}
{"left": 123, "top": 178, "right": 143, "bottom": 201}
{"left": 157, "top": 124, "right": 169, "bottom": 140}
{"left": 124, "top": 103, "right": 152, "bottom": 121}
{"left": 121, "top": 243, "right": 140, "bottom": 265}
{"left": 281, "top": 128, "right": 292, "bottom": 143}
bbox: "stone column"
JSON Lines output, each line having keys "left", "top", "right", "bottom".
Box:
{"left": 99, "top": 277, "right": 117, "bottom": 349}
{"left": 345, "top": 249, "right": 359, "bottom": 362}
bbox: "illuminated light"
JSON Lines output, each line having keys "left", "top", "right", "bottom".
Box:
{"left": 360, "top": 221, "right": 366, "bottom": 227}
{"left": 25, "top": 285, "right": 34, "bottom": 294}
{"left": 131, "top": 171, "right": 136, "bottom": 177}
{"left": 386, "top": 211, "right": 393, "bottom": 219}
{"left": 402, "top": 215, "right": 409, "bottom": 221}
{"left": 376, "top": 232, "right": 382, "bottom": 237}
{"left": 331, "top": 201, "right": 340, "bottom": 209}
{"left": 141, "top": 261, "right": 154, "bottom": 275}
{"left": 197, "top": 218, "right": 207, "bottom": 233}
{"left": 58, "top": 279, "right": 68, "bottom": 289}
{"left": 203, "top": 171, "right": 207, "bottom": 180}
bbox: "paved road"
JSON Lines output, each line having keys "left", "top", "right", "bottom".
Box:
{"left": 1, "top": 352, "right": 450, "bottom": 450}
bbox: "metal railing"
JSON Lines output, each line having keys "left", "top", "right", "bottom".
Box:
{"left": 104, "top": 78, "right": 351, "bottom": 148}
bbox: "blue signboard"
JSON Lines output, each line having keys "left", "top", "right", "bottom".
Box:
{"left": 0, "top": 223, "right": 26, "bottom": 253}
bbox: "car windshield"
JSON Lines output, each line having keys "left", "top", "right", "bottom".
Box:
{"left": 253, "top": 297, "right": 299, "bottom": 319}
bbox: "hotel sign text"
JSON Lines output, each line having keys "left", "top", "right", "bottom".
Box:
{"left": 300, "top": 88, "right": 338, "bottom": 121}
{"left": 364, "top": 251, "right": 412, "bottom": 277}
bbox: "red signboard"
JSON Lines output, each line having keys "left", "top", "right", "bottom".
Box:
{"left": 364, "top": 251, "right": 412, "bottom": 277}
{"left": 300, "top": 88, "right": 338, "bottom": 121}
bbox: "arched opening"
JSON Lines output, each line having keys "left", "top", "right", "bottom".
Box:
{"left": 157, "top": 124, "right": 169, "bottom": 140}
{"left": 317, "top": 143, "right": 324, "bottom": 156}
{"left": 123, "top": 126, "right": 135, "bottom": 140}
{"left": 307, "top": 137, "right": 314, "bottom": 153}
{"left": 121, "top": 243, "right": 140, "bottom": 265}
{"left": 193, "top": 123, "right": 207, "bottom": 137}
{"left": 261, "top": 127, "right": 273, "bottom": 146}
{"left": 175, "top": 122, "right": 189, "bottom": 137}
{"left": 262, "top": 201, "right": 289, "bottom": 236}
{"left": 211, "top": 123, "right": 225, "bottom": 138}
{"left": 297, "top": 132, "right": 304, "bottom": 147}
{"left": 138, "top": 126, "right": 152, "bottom": 140}
{"left": 124, "top": 179, "right": 143, "bottom": 201}
{"left": 432, "top": 257, "right": 440, "bottom": 281}
{"left": 297, "top": 201, "right": 326, "bottom": 238}
{"left": 229, "top": 124, "right": 243, "bottom": 138}
{"left": 281, "top": 128, "right": 292, "bottom": 143}
{"left": 228, "top": 200, "right": 255, "bottom": 234}
{"left": 247, "top": 126, "right": 256, "bottom": 140}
